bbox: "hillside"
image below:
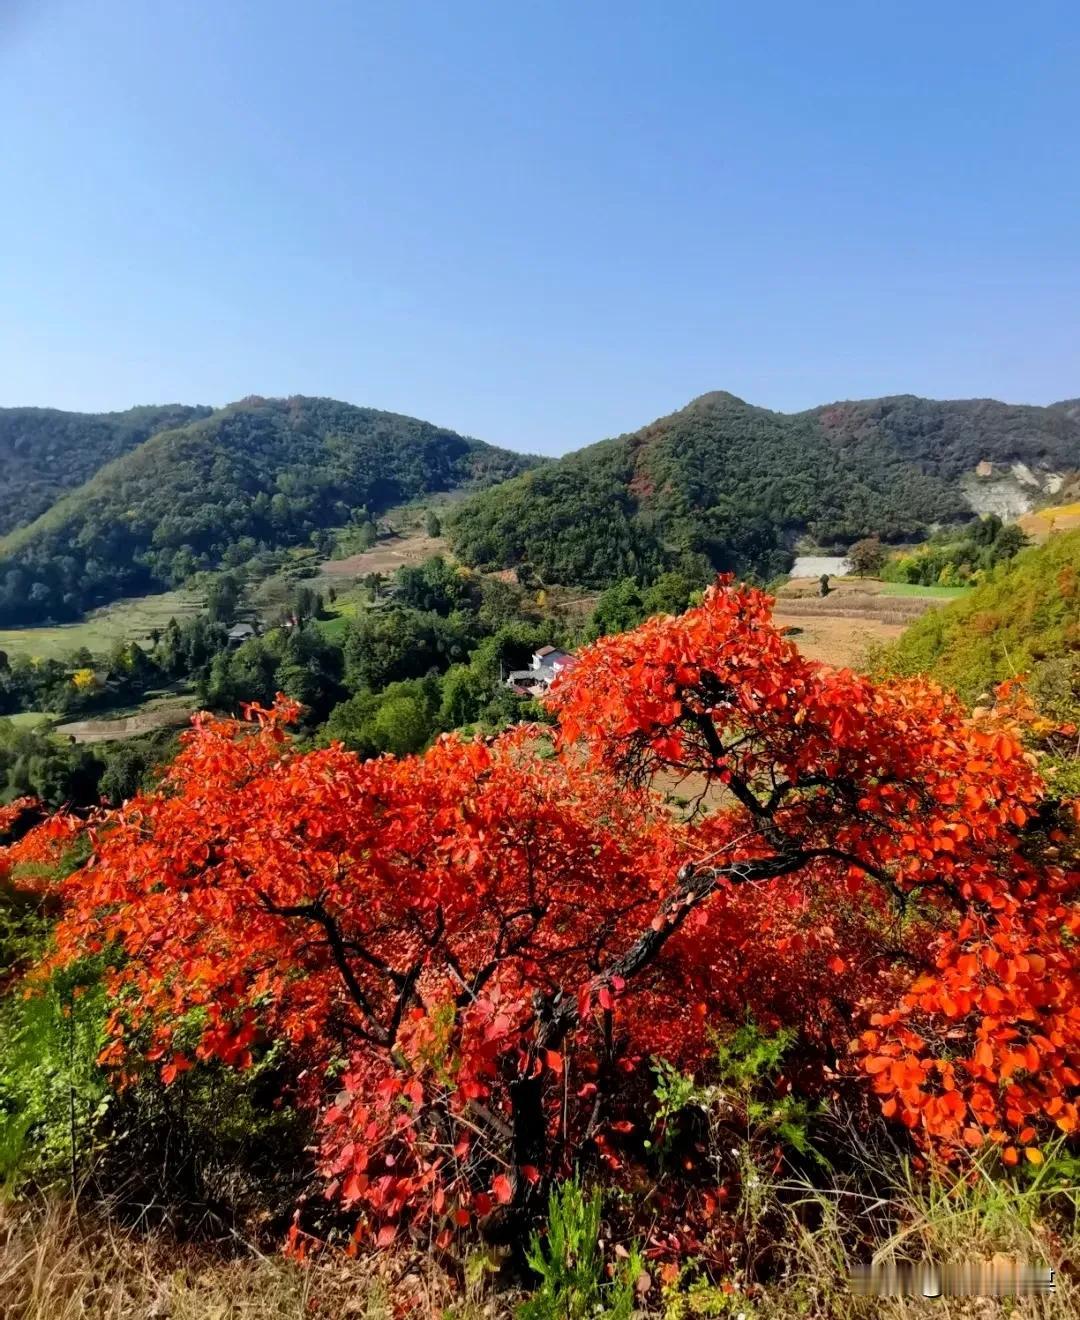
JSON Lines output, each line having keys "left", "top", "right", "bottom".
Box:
{"left": 882, "top": 527, "right": 1080, "bottom": 701}
{"left": 0, "top": 397, "right": 537, "bottom": 625}
{"left": 449, "top": 392, "right": 1080, "bottom": 587}
{"left": 0, "top": 404, "right": 212, "bottom": 536}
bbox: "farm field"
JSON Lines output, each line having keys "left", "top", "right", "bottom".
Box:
{"left": 877, "top": 581, "right": 969, "bottom": 598}
{"left": 3, "top": 710, "right": 60, "bottom": 729}
{"left": 53, "top": 691, "right": 197, "bottom": 744}
{"left": 317, "top": 493, "right": 466, "bottom": 584}
{"left": 0, "top": 589, "right": 202, "bottom": 661}
{"left": 319, "top": 528, "right": 448, "bottom": 582}
{"left": 771, "top": 609, "right": 908, "bottom": 667}
{"left": 772, "top": 575, "right": 948, "bottom": 668}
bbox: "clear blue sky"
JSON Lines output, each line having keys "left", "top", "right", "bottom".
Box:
{"left": 1, "top": 1, "right": 1078, "bottom": 456}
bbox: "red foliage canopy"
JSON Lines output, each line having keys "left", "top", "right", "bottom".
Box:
{"left": 9, "top": 579, "right": 1078, "bottom": 1237}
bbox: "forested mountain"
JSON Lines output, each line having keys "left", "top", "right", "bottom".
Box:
{"left": 449, "top": 392, "right": 1080, "bottom": 587}
{"left": 0, "top": 404, "right": 212, "bottom": 535}
{"left": 0, "top": 397, "right": 537, "bottom": 625}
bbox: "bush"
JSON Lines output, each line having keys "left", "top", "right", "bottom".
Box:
{"left": 520, "top": 1180, "right": 643, "bottom": 1320}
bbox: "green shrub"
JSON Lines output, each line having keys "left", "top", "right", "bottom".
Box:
{"left": 520, "top": 1179, "right": 642, "bottom": 1320}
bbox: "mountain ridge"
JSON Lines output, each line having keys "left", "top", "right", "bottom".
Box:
{"left": 0, "top": 396, "right": 538, "bottom": 625}
{"left": 448, "top": 391, "right": 1079, "bottom": 588}
{"left": 0, "top": 403, "right": 214, "bottom": 536}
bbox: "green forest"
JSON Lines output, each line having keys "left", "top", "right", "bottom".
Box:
{"left": 449, "top": 391, "right": 1080, "bottom": 587}
{"left": 882, "top": 525, "right": 1080, "bottom": 703}
{"left": 0, "top": 397, "right": 537, "bottom": 626}
{"left": 0, "top": 404, "right": 212, "bottom": 535}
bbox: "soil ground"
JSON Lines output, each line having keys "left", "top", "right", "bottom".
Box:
{"left": 771, "top": 576, "right": 947, "bottom": 669}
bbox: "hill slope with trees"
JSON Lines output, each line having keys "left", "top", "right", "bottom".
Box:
{"left": 882, "top": 527, "right": 1080, "bottom": 701}
{"left": 449, "top": 392, "right": 1080, "bottom": 587}
{"left": 0, "top": 404, "right": 213, "bottom": 536}
{"left": 0, "top": 397, "right": 537, "bottom": 625}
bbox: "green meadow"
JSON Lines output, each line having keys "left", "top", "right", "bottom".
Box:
{"left": 0, "top": 589, "right": 202, "bottom": 662}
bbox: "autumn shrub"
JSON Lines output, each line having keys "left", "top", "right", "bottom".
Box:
{"left": 0, "top": 578, "right": 1075, "bottom": 1261}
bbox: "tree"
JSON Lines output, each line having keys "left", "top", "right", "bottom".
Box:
{"left": 847, "top": 536, "right": 887, "bottom": 578}
{"left": 425, "top": 509, "right": 442, "bottom": 538}
{"left": 14, "top": 580, "right": 1078, "bottom": 1249}
{"left": 993, "top": 523, "right": 1028, "bottom": 560}
{"left": 206, "top": 573, "right": 241, "bottom": 625}
{"left": 590, "top": 579, "right": 645, "bottom": 636}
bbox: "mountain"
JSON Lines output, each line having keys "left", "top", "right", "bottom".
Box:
{"left": 448, "top": 392, "right": 1080, "bottom": 588}
{"left": 0, "top": 396, "right": 537, "bottom": 625}
{"left": 882, "top": 527, "right": 1080, "bottom": 702}
{"left": 0, "top": 404, "right": 213, "bottom": 536}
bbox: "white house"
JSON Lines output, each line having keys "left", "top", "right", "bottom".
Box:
{"left": 506, "top": 646, "right": 577, "bottom": 695}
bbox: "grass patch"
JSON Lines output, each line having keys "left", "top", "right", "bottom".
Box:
{"left": 878, "top": 583, "right": 969, "bottom": 599}
{"left": 4, "top": 712, "right": 59, "bottom": 730}
{"left": 0, "top": 590, "right": 203, "bottom": 662}
{"left": 315, "top": 613, "right": 351, "bottom": 644}
{"left": 315, "top": 593, "right": 363, "bottom": 644}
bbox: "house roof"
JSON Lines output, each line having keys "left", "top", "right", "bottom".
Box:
{"left": 228, "top": 622, "right": 256, "bottom": 638}
{"left": 535, "top": 645, "right": 558, "bottom": 657}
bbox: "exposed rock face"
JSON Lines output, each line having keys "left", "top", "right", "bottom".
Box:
{"left": 960, "top": 462, "right": 1064, "bottom": 519}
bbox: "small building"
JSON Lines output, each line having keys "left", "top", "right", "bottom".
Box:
{"left": 505, "top": 646, "right": 577, "bottom": 696}
{"left": 227, "top": 622, "right": 258, "bottom": 646}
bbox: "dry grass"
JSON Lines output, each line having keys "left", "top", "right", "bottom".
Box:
{"left": 0, "top": 1198, "right": 477, "bottom": 1319}
{"left": 757, "top": 1155, "right": 1079, "bottom": 1320}
{"left": 319, "top": 531, "right": 449, "bottom": 582}
{"left": 1019, "top": 501, "right": 1080, "bottom": 542}
{"left": 2, "top": 1157, "right": 1075, "bottom": 1320}
{"left": 771, "top": 612, "right": 909, "bottom": 669}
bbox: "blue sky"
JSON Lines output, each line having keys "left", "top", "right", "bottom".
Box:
{"left": 1, "top": 1, "right": 1078, "bottom": 456}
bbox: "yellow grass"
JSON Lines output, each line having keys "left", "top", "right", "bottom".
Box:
{"left": 1019, "top": 500, "right": 1080, "bottom": 541}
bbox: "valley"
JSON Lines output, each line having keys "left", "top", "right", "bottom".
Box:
{"left": 6, "top": 12, "right": 1080, "bottom": 1314}
{"left": 1, "top": 390, "right": 1078, "bottom": 1320}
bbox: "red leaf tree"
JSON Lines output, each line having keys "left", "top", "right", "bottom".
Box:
{"left": 13, "top": 579, "right": 1078, "bottom": 1240}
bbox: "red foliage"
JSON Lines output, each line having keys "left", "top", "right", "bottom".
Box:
{"left": 8, "top": 580, "right": 1078, "bottom": 1241}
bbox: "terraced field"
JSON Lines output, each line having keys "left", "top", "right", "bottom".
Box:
{"left": 0, "top": 589, "right": 202, "bottom": 661}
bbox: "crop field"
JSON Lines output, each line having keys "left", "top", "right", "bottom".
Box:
{"left": 773, "top": 575, "right": 947, "bottom": 668}
{"left": 318, "top": 529, "right": 448, "bottom": 582}
{"left": 0, "top": 589, "right": 202, "bottom": 661}
{"left": 3, "top": 711, "right": 59, "bottom": 730}
{"left": 877, "top": 581, "right": 969, "bottom": 598}
{"left": 53, "top": 691, "right": 197, "bottom": 744}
